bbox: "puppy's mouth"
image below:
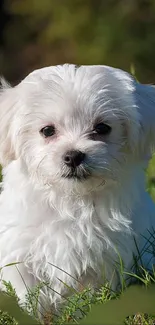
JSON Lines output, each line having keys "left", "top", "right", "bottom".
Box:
{"left": 62, "top": 168, "right": 91, "bottom": 181}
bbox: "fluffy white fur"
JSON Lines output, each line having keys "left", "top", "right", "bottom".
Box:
{"left": 0, "top": 64, "right": 155, "bottom": 313}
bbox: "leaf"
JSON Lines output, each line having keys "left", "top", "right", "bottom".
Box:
{"left": 80, "top": 284, "right": 155, "bottom": 325}
{"left": 0, "top": 292, "right": 39, "bottom": 325}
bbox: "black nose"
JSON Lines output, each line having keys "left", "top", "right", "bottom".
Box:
{"left": 64, "top": 150, "right": 85, "bottom": 168}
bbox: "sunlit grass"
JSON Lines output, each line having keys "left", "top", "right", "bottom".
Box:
{"left": 147, "top": 155, "right": 155, "bottom": 201}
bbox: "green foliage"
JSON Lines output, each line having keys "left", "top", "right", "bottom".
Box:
{"left": 0, "top": 311, "right": 18, "bottom": 325}
{"left": 1, "top": 0, "right": 155, "bottom": 84}
{"left": 0, "top": 280, "right": 155, "bottom": 325}
{"left": 2, "top": 280, "right": 19, "bottom": 301}
{"left": 0, "top": 291, "right": 39, "bottom": 325}
{"left": 81, "top": 285, "right": 155, "bottom": 325}
{"left": 52, "top": 284, "right": 117, "bottom": 325}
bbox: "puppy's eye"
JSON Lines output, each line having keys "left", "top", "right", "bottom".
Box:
{"left": 94, "top": 123, "right": 111, "bottom": 135}
{"left": 40, "top": 125, "right": 55, "bottom": 138}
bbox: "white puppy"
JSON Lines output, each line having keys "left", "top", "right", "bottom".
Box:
{"left": 0, "top": 64, "right": 155, "bottom": 312}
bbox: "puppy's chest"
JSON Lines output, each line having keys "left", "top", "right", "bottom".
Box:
{"left": 27, "top": 198, "right": 112, "bottom": 274}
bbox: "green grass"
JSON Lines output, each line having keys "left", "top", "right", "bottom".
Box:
{"left": 147, "top": 155, "right": 155, "bottom": 201}
{"left": 0, "top": 156, "right": 155, "bottom": 325}
{"left": 1, "top": 272, "right": 155, "bottom": 325}
{"left": 0, "top": 311, "right": 18, "bottom": 325}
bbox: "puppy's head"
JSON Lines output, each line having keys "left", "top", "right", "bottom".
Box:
{"left": 0, "top": 64, "right": 155, "bottom": 193}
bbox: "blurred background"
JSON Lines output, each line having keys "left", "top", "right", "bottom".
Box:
{"left": 1, "top": 0, "right": 155, "bottom": 85}
{"left": 1, "top": 0, "right": 155, "bottom": 196}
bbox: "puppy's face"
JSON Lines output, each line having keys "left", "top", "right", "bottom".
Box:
{"left": 0, "top": 65, "right": 155, "bottom": 193}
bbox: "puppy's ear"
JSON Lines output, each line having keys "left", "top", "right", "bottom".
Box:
{"left": 135, "top": 82, "right": 155, "bottom": 156}
{"left": 0, "top": 79, "right": 18, "bottom": 166}
{"left": 111, "top": 67, "right": 155, "bottom": 157}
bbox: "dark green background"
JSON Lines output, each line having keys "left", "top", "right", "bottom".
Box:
{"left": 1, "top": 0, "right": 155, "bottom": 85}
